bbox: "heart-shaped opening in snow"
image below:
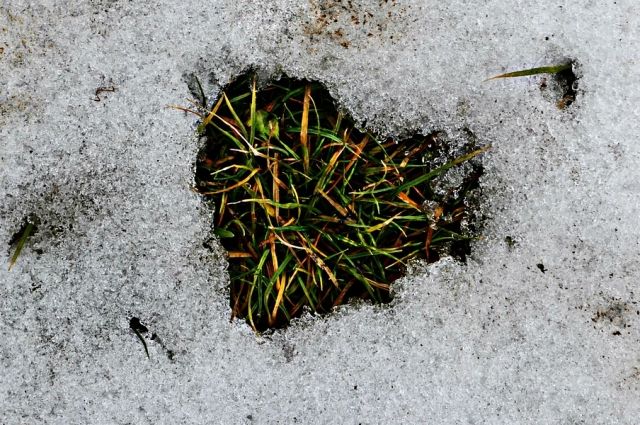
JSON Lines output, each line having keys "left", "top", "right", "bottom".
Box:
{"left": 194, "top": 72, "right": 486, "bottom": 331}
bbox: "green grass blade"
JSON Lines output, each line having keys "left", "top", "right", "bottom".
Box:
{"left": 223, "top": 93, "right": 248, "bottom": 138}
{"left": 8, "top": 222, "right": 34, "bottom": 271}
{"left": 487, "top": 63, "right": 572, "bottom": 80}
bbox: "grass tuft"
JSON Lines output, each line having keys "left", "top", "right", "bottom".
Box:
{"left": 194, "top": 73, "right": 486, "bottom": 331}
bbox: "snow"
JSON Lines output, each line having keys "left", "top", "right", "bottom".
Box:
{"left": 1, "top": 0, "right": 639, "bottom": 423}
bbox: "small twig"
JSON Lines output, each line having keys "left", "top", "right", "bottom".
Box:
{"left": 129, "top": 317, "right": 150, "bottom": 359}
{"left": 93, "top": 85, "right": 116, "bottom": 102}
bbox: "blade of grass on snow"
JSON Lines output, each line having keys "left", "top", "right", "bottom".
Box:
{"left": 8, "top": 222, "right": 34, "bottom": 271}
{"left": 486, "top": 63, "right": 572, "bottom": 81}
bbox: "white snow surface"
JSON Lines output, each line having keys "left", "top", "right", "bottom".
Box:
{"left": 1, "top": 0, "right": 639, "bottom": 423}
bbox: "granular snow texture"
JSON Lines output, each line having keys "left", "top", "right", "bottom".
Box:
{"left": 1, "top": 0, "right": 639, "bottom": 423}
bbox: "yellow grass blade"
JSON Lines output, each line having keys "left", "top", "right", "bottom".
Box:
{"left": 228, "top": 251, "right": 254, "bottom": 258}
{"left": 200, "top": 168, "right": 260, "bottom": 195}
{"left": 317, "top": 188, "right": 349, "bottom": 217}
{"left": 200, "top": 95, "right": 225, "bottom": 129}
{"left": 365, "top": 213, "right": 402, "bottom": 233}
{"left": 300, "top": 84, "right": 311, "bottom": 172}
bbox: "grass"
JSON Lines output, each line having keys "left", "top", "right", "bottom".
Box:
{"left": 486, "top": 63, "right": 572, "bottom": 80}
{"left": 189, "top": 73, "right": 487, "bottom": 331}
{"left": 486, "top": 61, "right": 578, "bottom": 109}
{"left": 7, "top": 215, "right": 38, "bottom": 271}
